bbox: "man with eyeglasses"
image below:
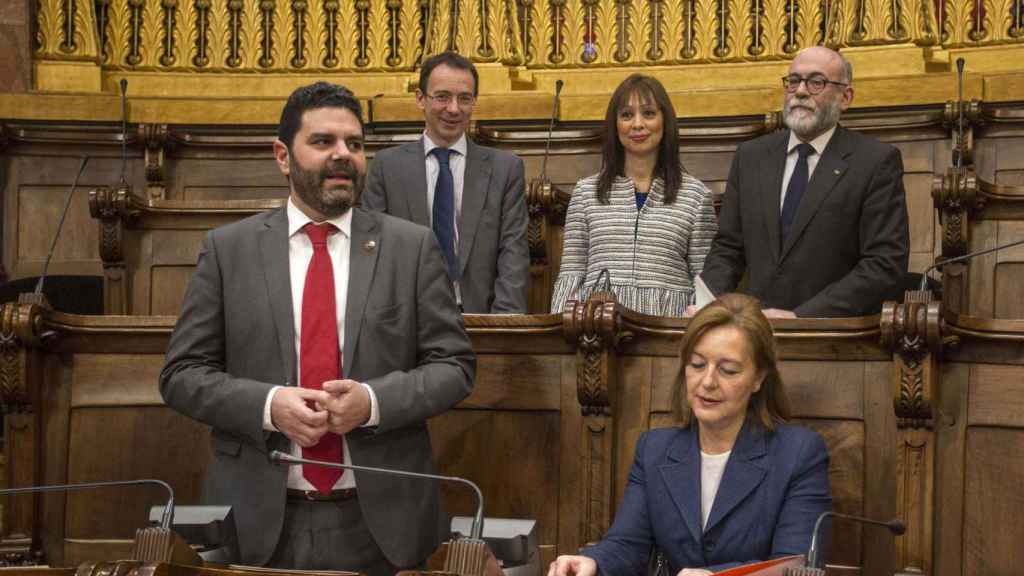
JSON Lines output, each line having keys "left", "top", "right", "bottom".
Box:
{"left": 700, "top": 46, "right": 909, "bottom": 317}
{"left": 364, "top": 51, "right": 529, "bottom": 314}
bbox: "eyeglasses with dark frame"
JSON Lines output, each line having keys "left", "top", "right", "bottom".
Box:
{"left": 425, "top": 91, "right": 477, "bottom": 107}
{"left": 781, "top": 74, "right": 849, "bottom": 95}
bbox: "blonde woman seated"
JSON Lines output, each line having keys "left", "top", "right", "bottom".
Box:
{"left": 550, "top": 74, "right": 718, "bottom": 317}
{"left": 548, "top": 294, "right": 831, "bottom": 576}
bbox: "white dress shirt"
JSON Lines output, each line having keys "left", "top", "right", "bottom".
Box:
{"left": 779, "top": 125, "right": 837, "bottom": 210}
{"left": 422, "top": 131, "right": 468, "bottom": 305}
{"left": 262, "top": 199, "right": 379, "bottom": 491}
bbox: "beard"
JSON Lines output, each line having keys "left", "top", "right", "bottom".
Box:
{"left": 784, "top": 94, "right": 842, "bottom": 140}
{"left": 289, "top": 155, "right": 364, "bottom": 219}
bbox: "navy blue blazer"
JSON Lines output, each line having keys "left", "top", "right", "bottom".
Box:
{"left": 584, "top": 421, "right": 831, "bottom": 574}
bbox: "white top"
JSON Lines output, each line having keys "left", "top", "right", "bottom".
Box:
{"left": 261, "top": 199, "right": 380, "bottom": 491}
{"left": 550, "top": 172, "right": 718, "bottom": 317}
{"left": 779, "top": 125, "right": 837, "bottom": 209}
{"left": 700, "top": 450, "right": 732, "bottom": 530}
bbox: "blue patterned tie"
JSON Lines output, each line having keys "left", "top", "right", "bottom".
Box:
{"left": 781, "top": 143, "right": 816, "bottom": 242}
{"left": 431, "top": 147, "right": 459, "bottom": 281}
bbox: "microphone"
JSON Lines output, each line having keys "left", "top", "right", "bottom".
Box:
{"left": 0, "top": 479, "right": 175, "bottom": 529}
{"left": 119, "top": 78, "right": 129, "bottom": 187}
{"left": 795, "top": 511, "right": 904, "bottom": 573}
{"left": 954, "top": 58, "right": 966, "bottom": 168}
{"left": 537, "top": 79, "right": 564, "bottom": 184}
{"left": 268, "top": 450, "right": 484, "bottom": 540}
{"left": 918, "top": 238, "right": 1024, "bottom": 291}
{"left": 32, "top": 156, "right": 90, "bottom": 300}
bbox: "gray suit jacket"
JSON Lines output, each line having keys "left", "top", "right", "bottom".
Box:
{"left": 701, "top": 126, "right": 909, "bottom": 317}
{"left": 159, "top": 207, "right": 475, "bottom": 568}
{"left": 362, "top": 138, "right": 529, "bottom": 313}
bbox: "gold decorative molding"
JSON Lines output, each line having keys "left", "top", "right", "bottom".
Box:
{"left": 32, "top": 0, "right": 1024, "bottom": 79}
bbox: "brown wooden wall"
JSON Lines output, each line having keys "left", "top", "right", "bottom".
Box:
{"left": 4, "top": 103, "right": 1024, "bottom": 576}
{"left": 0, "top": 307, "right": 895, "bottom": 574}
{"left": 0, "top": 105, "right": 988, "bottom": 318}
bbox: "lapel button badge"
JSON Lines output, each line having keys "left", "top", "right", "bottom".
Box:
{"left": 834, "top": 169, "right": 841, "bottom": 175}
{"left": 363, "top": 239, "right": 377, "bottom": 253}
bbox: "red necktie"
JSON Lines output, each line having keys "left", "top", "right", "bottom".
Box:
{"left": 300, "top": 222, "right": 344, "bottom": 493}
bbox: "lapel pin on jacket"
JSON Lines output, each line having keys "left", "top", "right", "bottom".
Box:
{"left": 834, "top": 168, "right": 841, "bottom": 175}
{"left": 362, "top": 239, "right": 377, "bottom": 253}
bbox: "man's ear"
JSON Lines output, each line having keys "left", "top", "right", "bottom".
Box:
{"left": 415, "top": 89, "right": 427, "bottom": 112}
{"left": 840, "top": 85, "right": 854, "bottom": 112}
{"left": 272, "top": 139, "right": 291, "bottom": 177}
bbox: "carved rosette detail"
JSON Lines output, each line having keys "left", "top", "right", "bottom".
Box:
{"left": 139, "top": 124, "right": 172, "bottom": 199}
{"left": 943, "top": 98, "right": 982, "bottom": 166}
{"left": 0, "top": 303, "right": 46, "bottom": 414}
{"left": 526, "top": 177, "right": 570, "bottom": 266}
{"left": 89, "top": 184, "right": 140, "bottom": 264}
{"left": 563, "top": 292, "right": 626, "bottom": 417}
{"left": 0, "top": 549, "right": 45, "bottom": 567}
{"left": 880, "top": 297, "right": 944, "bottom": 429}
{"left": 931, "top": 166, "right": 983, "bottom": 258}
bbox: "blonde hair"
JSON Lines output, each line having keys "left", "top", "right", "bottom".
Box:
{"left": 672, "top": 293, "right": 792, "bottom": 430}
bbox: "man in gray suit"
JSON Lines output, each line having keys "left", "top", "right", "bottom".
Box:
{"left": 363, "top": 51, "right": 529, "bottom": 314}
{"left": 160, "top": 82, "right": 475, "bottom": 576}
{"left": 700, "top": 46, "right": 909, "bottom": 317}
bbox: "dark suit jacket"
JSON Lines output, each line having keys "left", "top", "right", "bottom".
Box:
{"left": 362, "top": 138, "right": 529, "bottom": 313}
{"left": 583, "top": 422, "right": 830, "bottom": 574}
{"left": 159, "top": 207, "right": 475, "bottom": 568}
{"left": 701, "top": 126, "right": 909, "bottom": 317}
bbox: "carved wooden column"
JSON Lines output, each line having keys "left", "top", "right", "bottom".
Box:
{"left": 0, "top": 302, "right": 48, "bottom": 566}
{"left": 931, "top": 99, "right": 984, "bottom": 315}
{"left": 526, "top": 177, "right": 569, "bottom": 314}
{"left": 562, "top": 292, "right": 630, "bottom": 545}
{"left": 88, "top": 185, "right": 139, "bottom": 315}
{"left": 880, "top": 294, "right": 946, "bottom": 576}
{"left": 139, "top": 124, "right": 172, "bottom": 200}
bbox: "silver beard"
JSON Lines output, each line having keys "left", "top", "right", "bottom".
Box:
{"left": 784, "top": 95, "right": 842, "bottom": 140}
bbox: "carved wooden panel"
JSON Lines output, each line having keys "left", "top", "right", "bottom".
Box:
{"left": 430, "top": 410, "right": 561, "bottom": 546}
{"left": 0, "top": 112, "right": 962, "bottom": 319}
{"left": 65, "top": 406, "right": 210, "bottom": 539}
{"left": 965, "top": 218, "right": 1024, "bottom": 318}
{"left": 963, "top": 427, "right": 1024, "bottom": 576}
{"left": 897, "top": 139, "right": 942, "bottom": 274}
{"left": 172, "top": 156, "right": 289, "bottom": 202}
{"left": 954, "top": 131, "right": 1024, "bottom": 318}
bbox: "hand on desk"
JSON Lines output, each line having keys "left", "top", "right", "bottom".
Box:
{"left": 547, "top": 555, "right": 597, "bottom": 576}
{"left": 320, "top": 379, "right": 372, "bottom": 435}
{"left": 270, "top": 387, "right": 329, "bottom": 447}
{"left": 762, "top": 308, "right": 796, "bottom": 319}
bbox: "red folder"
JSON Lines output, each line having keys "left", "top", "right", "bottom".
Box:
{"left": 712, "top": 555, "right": 805, "bottom": 575}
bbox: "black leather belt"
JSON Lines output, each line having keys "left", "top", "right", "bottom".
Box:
{"left": 286, "top": 488, "right": 357, "bottom": 502}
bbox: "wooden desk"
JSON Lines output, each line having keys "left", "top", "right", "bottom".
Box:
{"left": 0, "top": 300, "right": 909, "bottom": 573}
